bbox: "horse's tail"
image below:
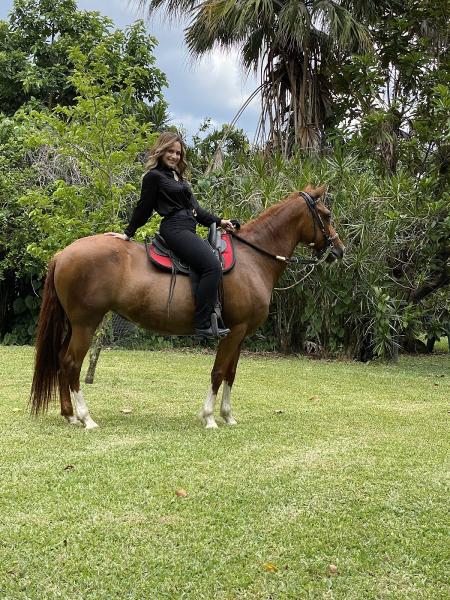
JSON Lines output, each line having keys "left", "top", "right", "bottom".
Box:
{"left": 30, "top": 259, "right": 70, "bottom": 415}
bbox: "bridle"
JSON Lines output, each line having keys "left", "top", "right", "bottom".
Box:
{"left": 299, "top": 191, "right": 339, "bottom": 253}
{"left": 229, "top": 191, "right": 339, "bottom": 264}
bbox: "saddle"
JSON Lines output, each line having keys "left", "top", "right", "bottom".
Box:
{"left": 144, "top": 223, "right": 236, "bottom": 335}
{"left": 146, "top": 223, "right": 235, "bottom": 275}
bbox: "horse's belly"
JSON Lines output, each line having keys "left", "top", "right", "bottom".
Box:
{"left": 115, "top": 269, "right": 196, "bottom": 335}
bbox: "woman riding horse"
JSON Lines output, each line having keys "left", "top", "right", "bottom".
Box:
{"left": 30, "top": 177, "right": 344, "bottom": 429}
{"left": 105, "top": 132, "right": 234, "bottom": 339}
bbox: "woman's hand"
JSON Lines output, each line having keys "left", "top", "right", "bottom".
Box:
{"left": 220, "top": 219, "right": 235, "bottom": 231}
{"left": 104, "top": 232, "right": 129, "bottom": 240}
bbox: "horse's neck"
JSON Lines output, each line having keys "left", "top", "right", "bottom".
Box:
{"left": 240, "top": 198, "right": 303, "bottom": 286}
{"left": 243, "top": 198, "right": 302, "bottom": 257}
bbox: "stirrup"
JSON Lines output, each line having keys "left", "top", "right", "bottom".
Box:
{"left": 194, "top": 326, "right": 230, "bottom": 339}
{"left": 195, "top": 314, "right": 230, "bottom": 339}
{"left": 210, "top": 313, "right": 230, "bottom": 337}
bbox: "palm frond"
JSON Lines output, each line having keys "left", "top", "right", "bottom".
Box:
{"left": 276, "top": 1, "right": 311, "bottom": 51}
{"left": 185, "top": 1, "right": 245, "bottom": 55}
{"left": 313, "top": 1, "right": 371, "bottom": 52}
{"left": 133, "top": 0, "right": 199, "bottom": 22}
{"left": 339, "top": 0, "right": 386, "bottom": 23}
{"left": 237, "top": 0, "right": 276, "bottom": 29}
{"left": 241, "top": 27, "right": 268, "bottom": 72}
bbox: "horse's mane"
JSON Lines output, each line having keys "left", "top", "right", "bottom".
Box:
{"left": 242, "top": 185, "right": 324, "bottom": 233}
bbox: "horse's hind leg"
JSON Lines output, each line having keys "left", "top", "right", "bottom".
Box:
{"left": 58, "top": 332, "right": 78, "bottom": 425}
{"left": 61, "top": 323, "right": 99, "bottom": 429}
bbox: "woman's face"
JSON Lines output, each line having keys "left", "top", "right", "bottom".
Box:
{"left": 161, "top": 141, "right": 182, "bottom": 170}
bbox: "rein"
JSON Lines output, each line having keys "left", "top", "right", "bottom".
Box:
{"left": 273, "top": 248, "right": 333, "bottom": 291}
{"left": 229, "top": 231, "right": 317, "bottom": 265}
{"left": 230, "top": 191, "right": 337, "bottom": 266}
{"left": 229, "top": 191, "right": 339, "bottom": 291}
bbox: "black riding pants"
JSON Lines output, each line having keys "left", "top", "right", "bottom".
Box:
{"left": 160, "top": 212, "right": 221, "bottom": 329}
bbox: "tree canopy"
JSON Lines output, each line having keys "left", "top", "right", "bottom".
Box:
{"left": 0, "top": 0, "right": 168, "bottom": 122}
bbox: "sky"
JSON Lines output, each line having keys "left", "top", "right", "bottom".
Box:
{"left": 0, "top": 0, "right": 260, "bottom": 140}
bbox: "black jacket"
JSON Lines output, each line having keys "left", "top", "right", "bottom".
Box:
{"left": 124, "top": 164, "right": 221, "bottom": 238}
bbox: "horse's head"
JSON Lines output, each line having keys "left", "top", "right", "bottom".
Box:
{"left": 299, "top": 185, "right": 345, "bottom": 262}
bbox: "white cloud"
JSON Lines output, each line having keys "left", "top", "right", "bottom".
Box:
{"left": 196, "top": 49, "right": 257, "bottom": 111}
{"left": 168, "top": 112, "right": 217, "bottom": 139}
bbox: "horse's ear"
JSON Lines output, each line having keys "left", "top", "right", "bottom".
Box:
{"left": 315, "top": 184, "right": 327, "bottom": 198}
{"left": 304, "top": 184, "right": 327, "bottom": 199}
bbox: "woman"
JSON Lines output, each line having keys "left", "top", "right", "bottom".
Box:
{"left": 105, "top": 132, "right": 234, "bottom": 339}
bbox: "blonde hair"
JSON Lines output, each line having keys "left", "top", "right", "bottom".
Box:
{"left": 144, "top": 131, "right": 188, "bottom": 176}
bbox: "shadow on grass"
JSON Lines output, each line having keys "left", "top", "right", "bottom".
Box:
{"left": 25, "top": 410, "right": 245, "bottom": 437}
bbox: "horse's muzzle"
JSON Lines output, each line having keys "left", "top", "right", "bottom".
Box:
{"left": 326, "top": 243, "right": 345, "bottom": 262}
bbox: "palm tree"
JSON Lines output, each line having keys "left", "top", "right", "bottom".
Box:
{"left": 137, "top": 1, "right": 380, "bottom": 154}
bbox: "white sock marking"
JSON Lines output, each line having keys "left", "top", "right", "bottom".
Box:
{"left": 71, "top": 389, "right": 99, "bottom": 429}
{"left": 66, "top": 415, "right": 80, "bottom": 425}
{"left": 220, "top": 382, "right": 237, "bottom": 425}
{"left": 200, "top": 387, "right": 218, "bottom": 429}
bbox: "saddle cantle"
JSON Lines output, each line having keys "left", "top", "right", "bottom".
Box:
{"left": 146, "top": 225, "right": 235, "bottom": 275}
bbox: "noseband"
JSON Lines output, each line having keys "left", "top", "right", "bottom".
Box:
{"left": 299, "top": 191, "right": 338, "bottom": 252}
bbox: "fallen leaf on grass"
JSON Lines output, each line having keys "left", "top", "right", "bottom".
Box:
{"left": 63, "top": 465, "right": 75, "bottom": 471}
{"left": 328, "top": 564, "right": 338, "bottom": 575}
{"left": 120, "top": 408, "right": 133, "bottom": 414}
{"left": 308, "top": 395, "right": 320, "bottom": 401}
{"left": 175, "top": 488, "right": 188, "bottom": 498}
{"left": 12, "top": 408, "right": 21, "bottom": 413}
{"left": 274, "top": 410, "right": 284, "bottom": 414}
{"left": 263, "top": 562, "right": 278, "bottom": 572}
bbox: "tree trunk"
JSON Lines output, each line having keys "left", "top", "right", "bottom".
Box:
{"left": 85, "top": 313, "right": 112, "bottom": 384}
{"left": 85, "top": 342, "right": 103, "bottom": 384}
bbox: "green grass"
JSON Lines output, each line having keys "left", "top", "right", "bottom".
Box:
{"left": 0, "top": 346, "right": 449, "bottom": 599}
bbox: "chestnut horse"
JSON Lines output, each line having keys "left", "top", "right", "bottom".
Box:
{"left": 30, "top": 185, "right": 344, "bottom": 429}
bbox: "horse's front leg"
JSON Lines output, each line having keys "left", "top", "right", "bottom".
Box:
{"left": 201, "top": 387, "right": 219, "bottom": 429}
{"left": 220, "top": 341, "right": 244, "bottom": 425}
{"left": 219, "top": 382, "right": 236, "bottom": 425}
{"left": 200, "top": 326, "right": 246, "bottom": 429}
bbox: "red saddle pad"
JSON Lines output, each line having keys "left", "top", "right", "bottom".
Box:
{"left": 149, "top": 232, "right": 235, "bottom": 274}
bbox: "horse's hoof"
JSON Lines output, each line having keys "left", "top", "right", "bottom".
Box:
{"left": 84, "top": 420, "right": 99, "bottom": 430}
{"left": 204, "top": 418, "right": 219, "bottom": 429}
{"left": 66, "top": 415, "right": 81, "bottom": 425}
{"left": 223, "top": 416, "right": 238, "bottom": 425}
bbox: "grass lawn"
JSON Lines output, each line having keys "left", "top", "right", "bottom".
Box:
{"left": 0, "top": 346, "right": 449, "bottom": 599}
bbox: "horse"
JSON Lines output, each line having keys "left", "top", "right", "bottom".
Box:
{"left": 30, "top": 185, "right": 344, "bottom": 429}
